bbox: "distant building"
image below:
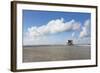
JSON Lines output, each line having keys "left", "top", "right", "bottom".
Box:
{"left": 67, "top": 40, "right": 73, "bottom": 45}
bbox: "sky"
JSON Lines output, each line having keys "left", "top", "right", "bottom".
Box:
{"left": 22, "top": 10, "right": 91, "bottom": 45}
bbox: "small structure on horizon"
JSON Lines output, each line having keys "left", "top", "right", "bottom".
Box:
{"left": 67, "top": 40, "right": 73, "bottom": 46}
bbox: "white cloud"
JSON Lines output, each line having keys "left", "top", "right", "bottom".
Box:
{"left": 79, "top": 19, "right": 90, "bottom": 38}
{"left": 24, "top": 18, "right": 81, "bottom": 45}
{"left": 25, "top": 18, "right": 81, "bottom": 39}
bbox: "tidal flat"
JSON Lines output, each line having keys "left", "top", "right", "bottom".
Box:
{"left": 23, "top": 45, "right": 91, "bottom": 62}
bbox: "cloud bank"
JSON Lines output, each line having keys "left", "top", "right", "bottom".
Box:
{"left": 24, "top": 18, "right": 90, "bottom": 45}
{"left": 26, "top": 18, "right": 81, "bottom": 38}
{"left": 79, "top": 19, "right": 90, "bottom": 38}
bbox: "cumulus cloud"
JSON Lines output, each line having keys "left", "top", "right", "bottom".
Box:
{"left": 25, "top": 18, "right": 81, "bottom": 39}
{"left": 23, "top": 18, "right": 91, "bottom": 45}
{"left": 79, "top": 19, "right": 90, "bottom": 38}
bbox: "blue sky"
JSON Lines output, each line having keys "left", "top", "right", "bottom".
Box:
{"left": 22, "top": 10, "right": 91, "bottom": 45}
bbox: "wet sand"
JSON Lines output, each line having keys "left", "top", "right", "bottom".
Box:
{"left": 23, "top": 45, "right": 91, "bottom": 62}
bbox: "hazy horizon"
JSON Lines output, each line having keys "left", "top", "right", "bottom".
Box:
{"left": 23, "top": 43, "right": 91, "bottom": 46}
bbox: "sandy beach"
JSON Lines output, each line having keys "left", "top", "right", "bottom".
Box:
{"left": 23, "top": 45, "right": 91, "bottom": 62}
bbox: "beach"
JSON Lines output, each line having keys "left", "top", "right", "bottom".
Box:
{"left": 23, "top": 45, "right": 91, "bottom": 62}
